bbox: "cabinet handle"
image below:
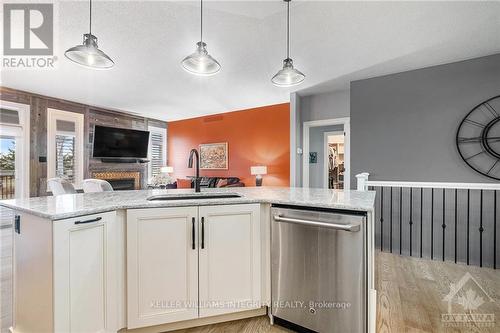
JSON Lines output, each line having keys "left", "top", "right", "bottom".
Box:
{"left": 273, "top": 215, "right": 360, "bottom": 232}
{"left": 201, "top": 217, "right": 205, "bottom": 249}
{"left": 14, "top": 215, "right": 20, "bottom": 234}
{"left": 191, "top": 217, "right": 196, "bottom": 250}
{"left": 74, "top": 217, "right": 102, "bottom": 225}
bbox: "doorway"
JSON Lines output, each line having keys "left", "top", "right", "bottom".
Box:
{"left": 302, "top": 117, "right": 350, "bottom": 189}
{"left": 0, "top": 100, "right": 30, "bottom": 199}
{"left": 324, "top": 132, "right": 345, "bottom": 189}
{"left": 0, "top": 100, "right": 30, "bottom": 333}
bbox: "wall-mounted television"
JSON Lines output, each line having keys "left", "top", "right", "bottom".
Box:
{"left": 92, "top": 125, "right": 150, "bottom": 159}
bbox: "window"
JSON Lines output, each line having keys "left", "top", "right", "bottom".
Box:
{"left": 47, "top": 109, "right": 84, "bottom": 187}
{"left": 148, "top": 126, "right": 167, "bottom": 181}
{"left": 0, "top": 100, "right": 30, "bottom": 198}
{"left": 0, "top": 108, "right": 20, "bottom": 125}
{"left": 55, "top": 120, "right": 76, "bottom": 182}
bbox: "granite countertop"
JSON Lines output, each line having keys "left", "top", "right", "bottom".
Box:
{"left": 0, "top": 187, "right": 376, "bottom": 220}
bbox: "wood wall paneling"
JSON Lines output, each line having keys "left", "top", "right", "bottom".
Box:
{"left": 0, "top": 87, "right": 166, "bottom": 196}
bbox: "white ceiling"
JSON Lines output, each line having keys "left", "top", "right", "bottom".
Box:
{"left": 2, "top": 1, "right": 500, "bottom": 121}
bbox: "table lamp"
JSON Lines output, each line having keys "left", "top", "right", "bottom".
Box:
{"left": 160, "top": 166, "right": 174, "bottom": 174}
{"left": 250, "top": 166, "right": 267, "bottom": 186}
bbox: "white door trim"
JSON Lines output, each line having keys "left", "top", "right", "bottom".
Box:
{"left": 47, "top": 108, "right": 85, "bottom": 188}
{"left": 303, "top": 117, "right": 350, "bottom": 190}
{"left": 323, "top": 131, "right": 344, "bottom": 189}
{"left": 289, "top": 93, "right": 298, "bottom": 187}
{"left": 0, "top": 100, "right": 30, "bottom": 198}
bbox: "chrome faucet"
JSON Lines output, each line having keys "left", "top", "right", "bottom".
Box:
{"left": 188, "top": 148, "right": 201, "bottom": 192}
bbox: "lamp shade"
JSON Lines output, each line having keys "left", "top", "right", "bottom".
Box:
{"left": 181, "top": 42, "right": 221, "bottom": 76}
{"left": 65, "top": 34, "right": 114, "bottom": 69}
{"left": 160, "top": 166, "right": 174, "bottom": 173}
{"left": 271, "top": 58, "right": 305, "bottom": 87}
{"left": 250, "top": 166, "right": 267, "bottom": 175}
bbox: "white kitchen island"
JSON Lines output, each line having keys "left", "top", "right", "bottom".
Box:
{"left": 0, "top": 187, "right": 376, "bottom": 333}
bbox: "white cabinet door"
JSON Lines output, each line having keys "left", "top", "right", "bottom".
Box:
{"left": 53, "top": 211, "right": 119, "bottom": 333}
{"left": 127, "top": 207, "right": 199, "bottom": 329}
{"left": 198, "top": 204, "right": 261, "bottom": 317}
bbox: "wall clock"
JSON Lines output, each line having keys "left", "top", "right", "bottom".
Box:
{"left": 456, "top": 95, "right": 500, "bottom": 180}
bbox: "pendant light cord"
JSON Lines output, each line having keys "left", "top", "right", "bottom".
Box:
{"left": 200, "top": 0, "right": 203, "bottom": 42}
{"left": 89, "top": 0, "right": 92, "bottom": 36}
{"left": 286, "top": 0, "right": 290, "bottom": 59}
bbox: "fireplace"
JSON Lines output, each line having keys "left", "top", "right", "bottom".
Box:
{"left": 91, "top": 171, "right": 141, "bottom": 190}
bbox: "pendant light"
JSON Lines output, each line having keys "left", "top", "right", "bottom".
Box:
{"left": 271, "top": 0, "right": 305, "bottom": 87}
{"left": 181, "top": 0, "right": 221, "bottom": 76}
{"left": 65, "top": 0, "right": 114, "bottom": 69}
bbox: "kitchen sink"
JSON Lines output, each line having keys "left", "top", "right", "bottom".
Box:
{"left": 147, "top": 193, "right": 242, "bottom": 201}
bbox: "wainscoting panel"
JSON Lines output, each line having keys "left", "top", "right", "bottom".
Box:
{"left": 372, "top": 186, "right": 499, "bottom": 269}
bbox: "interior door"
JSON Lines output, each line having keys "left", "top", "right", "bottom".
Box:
{"left": 198, "top": 204, "right": 261, "bottom": 318}
{"left": 127, "top": 207, "right": 199, "bottom": 329}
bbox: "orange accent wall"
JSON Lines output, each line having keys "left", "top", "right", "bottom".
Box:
{"left": 168, "top": 103, "right": 290, "bottom": 187}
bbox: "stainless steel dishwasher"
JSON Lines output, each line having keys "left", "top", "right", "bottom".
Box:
{"left": 271, "top": 205, "right": 367, "bottom": 333}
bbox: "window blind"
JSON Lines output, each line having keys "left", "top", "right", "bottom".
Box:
{"left": 0, "top": 108, "right": 20, "bottom": 125}
{"left": 150, "top": 132, "right": 164, "bottom": 177}
{"left": 56, "top": 119, "right": 76, "bottom": 132}
{"left": 55, "top": 135, "right": 76, "bottom": 182}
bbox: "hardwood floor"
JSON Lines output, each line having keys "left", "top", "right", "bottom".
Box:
{"left": 170, "top": 316, "right": 291, "bottom": 333}
{"left": 376, "top": 251, "right": 500, "bottom": 333}
{"left": 0, "top": 216, "right": 498, "bottom": 333}
{"left": 169, "top": 251, "right": 500, "bottom": 333}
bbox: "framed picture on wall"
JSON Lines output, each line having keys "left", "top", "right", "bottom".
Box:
{"left": 309, "top": 152, "right": 317, "bottom": 164}
{"left": 199, "top": 142, "right": 228, "bottom": 169}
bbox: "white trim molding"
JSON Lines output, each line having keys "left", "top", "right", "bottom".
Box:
{"left": 303, "top": 117, "right": 350, "bottom": 190}
{"left": 47, "top": 108, "right": 84, "bottom": 188}
{"left": 356, "top": 172, "right": 500, "bottom": 191}
{"left": 289, "top": 93, "right": 299, "bottom": 187}
{"left": 0, "top": 100, "right": 30, "bottom": 198}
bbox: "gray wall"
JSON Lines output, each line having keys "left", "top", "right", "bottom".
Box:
{"left": 293, "top": 89, "right": 349, "bottom": 186}
{"left": 301, "top": 90, "right": 350, "bottom": 122}
{"left": 351, "top": 53, "right": 500, "bottom": 185}
{"left": 309, "top": 124, "right": 344, "bottom": 188}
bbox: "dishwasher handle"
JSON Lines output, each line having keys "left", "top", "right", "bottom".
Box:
{"left": 273, "top": 214, "right": 360, "bottom": 232}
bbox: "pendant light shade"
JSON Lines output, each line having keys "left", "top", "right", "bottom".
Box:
{"left": 181, "top": 0, "right": 221, "bottom": 76}
{"left": 65, "top": 0, "right": 114, "bottom": 69}
{"left": 181, "top": 42, "right": 221, "bottom": 76}
{"left": 65, "top": 34, "right": 114, "bottom": 69}
{"left": 271, "top": 58, "right": 305, "bottom": 87}
{"left": 272, "top": 0, "right": 304, "bottom": 87}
